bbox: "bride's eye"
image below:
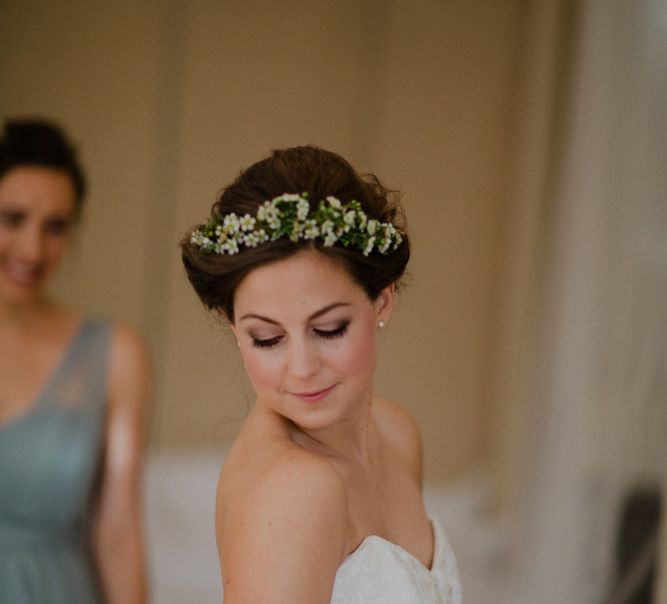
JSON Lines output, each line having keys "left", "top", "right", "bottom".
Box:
{"left": 314, "top": 321, "right": 350, "bottom": 340}
{"left": 251, "top": 335, "right": 282, "bottom": 349}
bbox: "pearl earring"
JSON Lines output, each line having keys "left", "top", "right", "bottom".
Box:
{"left": 378, "top": 320, "right": 386, "bottom": 329}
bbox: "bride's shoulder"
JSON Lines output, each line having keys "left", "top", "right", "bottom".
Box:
{"left": 373, "top": 397, "right": 423, "bottom": 481}
{"left": 216, "top": 440, "right": 349, "bottom": 602}
{"left": 219, "top": 413, "right": 346, "bottom": 502}
{"left": 225, "top": 438, "right": 345, "bottom": 500}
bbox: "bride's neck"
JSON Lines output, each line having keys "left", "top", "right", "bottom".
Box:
{"left": 292, "top": 404, "right": 377, "bottom": 466}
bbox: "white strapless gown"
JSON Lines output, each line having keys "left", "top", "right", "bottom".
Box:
{"left": 330, "top": 517, "right": 462, "bottom": 603}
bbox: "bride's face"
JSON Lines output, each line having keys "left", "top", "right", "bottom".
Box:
{"left": 231, "top": 250, "right": 394, "bottom": 430}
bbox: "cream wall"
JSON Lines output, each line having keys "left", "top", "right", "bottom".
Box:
{"left": 0, "top": 0, "right": 165, "bottom": 323}
{"left": 1, "top": 0, "right": 524, "bottom": 483}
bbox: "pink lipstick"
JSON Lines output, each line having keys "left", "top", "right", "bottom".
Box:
{"left": 291, "top": 384, "right": 337, "bottom": 403}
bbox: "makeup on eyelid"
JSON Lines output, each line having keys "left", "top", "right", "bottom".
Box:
{"left": 249, "top": 320, "right": 351, "bottom": 349}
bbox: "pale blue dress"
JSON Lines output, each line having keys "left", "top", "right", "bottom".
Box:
{"left": 0, "top": 319, "right": 111, "bottom": 603}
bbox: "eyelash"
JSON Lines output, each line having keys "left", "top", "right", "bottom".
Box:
{"left": 251, "top": 321, "right": 350, "bottom": 349}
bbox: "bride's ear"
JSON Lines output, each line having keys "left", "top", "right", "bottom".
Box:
{"left": 226, "top": 318, "right": 239, "bottom": 346}
{"left": 374, "top": 283, "right": 396, "bottom": 324}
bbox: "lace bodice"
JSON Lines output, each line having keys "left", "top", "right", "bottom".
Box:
{"left": 331, "top": 517, "right": 462, "bottom": 603}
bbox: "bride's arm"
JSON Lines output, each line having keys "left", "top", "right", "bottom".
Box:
{"left": 217, "top": 450, "right": 348, "bottom": 604}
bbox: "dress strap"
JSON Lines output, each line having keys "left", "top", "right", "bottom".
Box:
{"left": 47, "top": 318, "right": 113, "bottom": 413}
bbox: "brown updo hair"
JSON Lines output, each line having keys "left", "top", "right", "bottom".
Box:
{"left": 181, "top": 146, "right": 410, "bottom": 322}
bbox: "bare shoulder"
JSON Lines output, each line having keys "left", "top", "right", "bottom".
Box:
{"left": 217, "top": 444, "right": 348, "bottom": 604}
{"left": 108, "top": 322, "right": 151, "bottom": 375}
{"left": 373, "top": 397, "right": 423, "bottom": 480}
{"left": 220, "top": 444, "right": 347, "bottom": 518}
{"left": 107, "top": 322, "right": 152, "bottom": 398}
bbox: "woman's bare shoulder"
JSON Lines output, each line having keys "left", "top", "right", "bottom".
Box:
{"left": 105, "top": 321, "right": 152, "bottom": 413}
{"left": 373, "top": 397, "right": 423, "bottom": 480}
{"left": 107, "top": 321, "right": 151, "bottom": 383}
{"left": 219, "top": 435, "right": 346, "bottom": 507}
{"left": 216, "top": 440, "right": 349, "bottom": 603}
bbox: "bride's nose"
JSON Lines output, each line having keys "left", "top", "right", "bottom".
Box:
{"left": 286, "top": 338, "right": 320, "bottom": 380}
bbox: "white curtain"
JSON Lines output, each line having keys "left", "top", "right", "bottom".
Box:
{"left": 512, "top": 1, "right": 667, "bottom": 602}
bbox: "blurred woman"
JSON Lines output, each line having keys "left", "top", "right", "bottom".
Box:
{"left": 0, "top": 119, "right": 150, "bottom": 604}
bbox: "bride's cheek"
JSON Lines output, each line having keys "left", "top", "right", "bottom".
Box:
{"left": 242, "top": 353, "right": 281, "bottom": 391}
{"left": 336, "top": 332, "right": 377, "bottom": 377}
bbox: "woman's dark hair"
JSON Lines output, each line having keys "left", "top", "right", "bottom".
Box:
{"left": 181, "top": 146, "right": 410, "bottom": 322}
{"left": 0, "top": 118, "right": 86, "bottom": 214}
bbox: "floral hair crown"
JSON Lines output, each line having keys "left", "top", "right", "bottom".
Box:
{"left": 190, "top": 193, "right": 404, "bottom": 256}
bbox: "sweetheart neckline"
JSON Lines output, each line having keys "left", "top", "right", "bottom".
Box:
{"left": 342, "top": 518, "right": 440, "bottom": 575}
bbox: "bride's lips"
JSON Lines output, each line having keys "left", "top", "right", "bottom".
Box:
{"left": 290, "top": 383, "right": 337, "bottom": 403}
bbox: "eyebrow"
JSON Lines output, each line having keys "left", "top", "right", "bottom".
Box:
{"left": 239, "top": 302, "right": 351, "bottom": 324}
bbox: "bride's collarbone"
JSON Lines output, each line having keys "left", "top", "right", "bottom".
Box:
{"left": 346, "top": 471, "right": 423, "bottom": 533}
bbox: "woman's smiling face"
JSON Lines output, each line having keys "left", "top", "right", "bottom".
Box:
{"left": 231, "top": 250, "right": 394, "bottom": 430}
{"left": 0, "top": 166, "right": 76, "bottom": 305}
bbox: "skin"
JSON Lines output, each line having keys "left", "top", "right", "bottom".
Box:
{"left": 0, "top": 165, "right": 150, "bottom": 604}
{"left": 218, "top": 250, "right": 433, "bottom": 604}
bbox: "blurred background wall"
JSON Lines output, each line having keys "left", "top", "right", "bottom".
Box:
{"left": 0, "top": 0, "right": 525, "bottom": 482}
{"left": 2, "top": 0, "right": 665, "bottom": 602}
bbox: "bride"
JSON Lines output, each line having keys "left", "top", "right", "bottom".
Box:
{"left": 181, "top": 146, "right": 461, "bottom": 603}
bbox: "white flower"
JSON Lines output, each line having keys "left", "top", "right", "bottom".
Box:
{"left": 256, "top": 229, "right": 269, "bottom": 243}
{"left": 324, "top": 232, "right": 338, "bottom": 246}
{"left": 358, "top": 212, "right": 368, "bottom": 229}
{"left": 243, "top": 232, "right": 260, "bottom": 247}
{"left": 344, "top": 210, "right": 356, "bottom": 226}
{"left": 297, "top": 199, "right": 310, "bottom": 221}
{"left": 222, "top": 215, "right": 239, "bottom": 235}
{"left": 240, "top": 214, "right": 255, "bottom": 231}
{"left": 379, "top": 236, "right": 391, "bottom": 254}
{"left": 266, "top": 207, "right": 279, "bottom": 222}
{"left": 321, "top": 220, "right": 334, "bottom": 235}
{"left": 290, "top": 221, "right": 303, "bottom": 242}
{"left": 278, "top": 193, "right": 302, "bottom": 202}
{"left": 367, "top": 219, "right": 378, "bottom": 235}
{"left": 363, "top": 236, "right": 376, "bottom": 256}
{"left": 223, "top": 239, "right": 239, "bottom": 254}
{"left": 303, "top": 220, "right": 319, "bottom": 240}
{"left": 326, "top": 196, "right": 342, "bottom": 209}
{"left": 223, "top": 213, "right": 239, "bottom": 228}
